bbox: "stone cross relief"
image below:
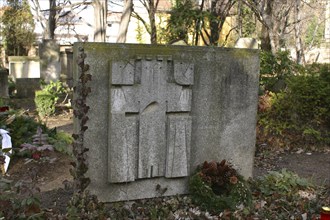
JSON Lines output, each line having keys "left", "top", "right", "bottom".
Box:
{"left": 108, "top": 56, "right": 194, "bottom": 183}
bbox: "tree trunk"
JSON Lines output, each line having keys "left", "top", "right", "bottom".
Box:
{"left": 207, "top": 0, "right": 235, "bottom": 46}
{"left": 294, "top": 0, "right": 305, "bottom": 64}
{"left": 48, "top": 0, "right": 56, "bottom": 39}
{"left": 149, "top": 0, "right": 157, "bottom": 44}
{"left": 117, "top": 0, "right": 133, "bottom": 43}
{"left": 237, "top": 0, "right": 242, "bottom": 38}
{"left": 194, "top": 0, "right": 204, "bottom": 46}
{"left": 242, "top": 0, "right": 292, "bottom": 54}
{"left": 93, "top": 0, "right": 107, "bottom": 42}
{"left": 260, "top": 25, "right": 271, "bottom": 51}
{"left": 209, "top": 1, "right": 219, "bottom": 46}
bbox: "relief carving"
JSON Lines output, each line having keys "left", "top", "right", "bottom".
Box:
{"left": 108, "top": 57, "right": 194, "bottom": 183}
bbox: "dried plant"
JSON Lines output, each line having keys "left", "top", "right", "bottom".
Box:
{"left": 189, "top": 160, "right": 252, "bottom": 212}
{"left": 67, "top": 46, "right": 106, "bottom": 219}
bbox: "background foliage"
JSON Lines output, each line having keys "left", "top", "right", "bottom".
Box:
{"left": 0, "top": 0, "right": 35, "bottom": 56}
{"left": 258, "top": 51, "right": 330, "bottom": 150}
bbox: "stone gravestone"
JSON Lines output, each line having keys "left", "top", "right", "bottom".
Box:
{"left": 16, "top": 78, "right": 40, "bottom": 98}
{"left": 0, "top": 68, "right": 9, "bottom": 98}
{"left": 235, "top": 38, "right": 259, "bottom": 49}
{"left": 8, "top": 56, "right": 41, "bottom": 98}
{"left": 73, "top": 43, "right": 259, "bottom": 202}
{"left": 8, "top": 56, "right": 40, "bottom": 81}
{"left": 60, "top": 48, "right": 74, "bottom": 87}
{"left": 39, "top": 39, "right": 60, "bottom": 82}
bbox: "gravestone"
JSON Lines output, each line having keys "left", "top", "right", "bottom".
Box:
{"left": 73, "top": 43, "right": 259, "bottom": 202}
{"left": 60, "top": 48, "right": 74, "bottom": 87}
{"left": 8, "top": 56, "right": 41, "bottom": 98}
{"left": 235, "top": 38, "right": 259, "bottom": 49}
{"left": 8, "top": 56, "right": 40, "bottom": 81}
{"left": 0, "top": 68, "right": 9, "bottom": 98}
{"left": 16, "top": 78, "right": 40, "bottom": 98}
{"left": 39, "top": 39, "right": 60, "bottom": 82}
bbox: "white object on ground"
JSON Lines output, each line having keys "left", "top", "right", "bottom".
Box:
{"left": 0, "top": 129, "right": 12, "bottom": 173}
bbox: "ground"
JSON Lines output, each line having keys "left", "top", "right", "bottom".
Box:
{"left": 3, "top": 98, "right": 330, "bottom": 214}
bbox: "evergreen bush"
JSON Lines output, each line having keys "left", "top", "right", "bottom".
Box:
{"left": 258, "top": 62, "right": 330, "bottom": 148}
{"left": 35, "top": 90, "right": 56, "bottom": 117}
{"left": 34, "top": 81, "right": 65, "bottom": 117}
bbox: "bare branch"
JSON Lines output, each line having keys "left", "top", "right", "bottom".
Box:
{"left": 40, "top": 0, "right": 93, "bottom": 12}
{"left": 132, "top": 11, "right": 151, "bottom": 34}
{"left": 221, "top": 25, "right": 237, "bottom": 47}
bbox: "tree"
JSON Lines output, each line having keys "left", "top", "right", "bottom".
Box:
{"left": 116, "top": 0, "right": 133, "bottom": 43}
{"left": 0, "top": 0, "right": 35, "bottom": 55}
{"left": 166, "top": 0, "right": 200, "bottom": 45}
{"left": 242, "top": 0, "right": 294, "bottom": 54}
{"left": 208, "top": 0, "right": 236, "bottom": 46}
{"left": 294, "top": 0, "right": 305, "bottom": 64}
{"left": 93, "top": 0, "right": 107, "bottom": 42}
{"left": 30, "top": 0, "right": 93, "bottom": 40}
{"left": 166, "top": 0, "right": 236, "bottom": 46}
{"left": 236, "top": 1, "right": 256, "bottom": 38}
{"left": 132, "top": 0, "right": 160, "bottom": 44}
{"left": 48, "top": 0, "right": 56, "bottom": 39}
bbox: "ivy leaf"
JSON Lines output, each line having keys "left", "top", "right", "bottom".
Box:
{"left": 83, "top": 64, "right": 90, "bottom": 72}
{"left": 81, "top": 116, "right": 89, "bottom": 126}
{"left": 72, "top": 134, "right": 79, "bottom": 140}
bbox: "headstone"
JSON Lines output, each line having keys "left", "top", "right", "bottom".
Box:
{"left": 60, "top": 48, "right": 73, "bottom": 87}
{"left": 235, "top": 38, "right": 259, "bottom": 49}
{"left": 39, "top": 39, "right": 60, "bottom": 82}
{"left": 16, "top": 78, "right": 40, "bottom": 98}
{"left": 8, "top": 56, "right": 40, "bottom": 81}
{"left": 0, "top": 68, "right": 9, "bottom": 98}
{"left": 73, "top": 43, "right": 259, "bottom": 202}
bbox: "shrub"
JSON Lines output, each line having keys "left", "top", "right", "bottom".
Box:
{"left": 0, "top": 174, "right": 45, "bottom": 219}
{"left": 35, "top": 80, "right": 66, "bottom": 117}
{"left": 189, "top": 160, "right": 252, "bottom": 213}
{"left": 258, "top": 63, "right": 330, "bottom": 149}
{"left": 1, "top": 113, "right": 48, "bottom": 148}
{"left": 259, "top": 50, "right": 301, "bottom": 93}
{"left": 48, "top": 131, "right": 73, "bottom": 155}
{"left": 243, "top": 169, "right": 325, "bottom": 219}
{"left": 35, "top": 90, "right": 56, "bottom": 117}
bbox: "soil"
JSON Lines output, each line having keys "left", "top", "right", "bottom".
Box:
{"left": 3, "top": 101, "right": 330, "bottom": 214}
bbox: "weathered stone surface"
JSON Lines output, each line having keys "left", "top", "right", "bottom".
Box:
{"left": 73, "top": 43, "right": 259, "bottom": 202}
{"left": 16, "top": 78, "right": 40, "bottom": 98}
{"left": 235, "top": 38, "right": 259, "bottom": 49}
{"left": 60, "top": 49, "right": 74, "bottom": 88}
{"left": 8, "top": 56, "right": 41, "bottom": 98}
{"left": 0, "top": 69, "right": 9, "bottom": 98}
{"left": 165, "top": 114, "right": 191, "bottom": 178}
{"left": 8, "top": 56, "right": 40, "bottom": 81}
{"left": 39, "top": 40, "right": 60, "bottom": 82}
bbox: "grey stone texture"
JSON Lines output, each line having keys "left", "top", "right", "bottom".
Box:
{"left": 0, "top": 68, "right": 9, "bottom": 98}
{"left": 16, "top": 78, "right": 40, "bottom": 98}
{"left": 73, "top": 43, "right": 259, "bottom": 202}
{"left": 8, "top": 56, "right": 40, "bottom": 81}
{"left": 39, "top": 40, "right": 60, "bottom": 82}
{"left": 60, "top": 49, "right": 74, "bottom": 88}
{"left": 235, "top": 38, "right": 259, "bottom": 49}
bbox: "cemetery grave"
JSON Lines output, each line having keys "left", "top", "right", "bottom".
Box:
{"left": 0, "top": 42, "right": 329, "bottom": 218}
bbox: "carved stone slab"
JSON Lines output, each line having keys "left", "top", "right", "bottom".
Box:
{"left": 73, "top": 43, "right": 260, "bottom": 202}
{"left": 109, "top": 57, "right": 193, "bottom": 183}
